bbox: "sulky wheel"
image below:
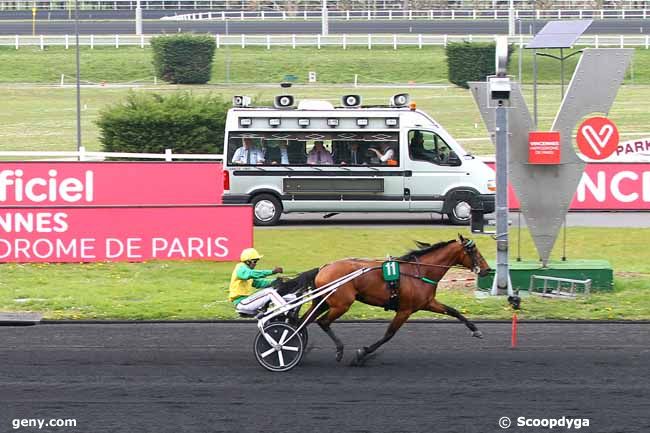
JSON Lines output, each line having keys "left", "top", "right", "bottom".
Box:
{"left": 254, "top": 322, "right": 304, "bottom": 372}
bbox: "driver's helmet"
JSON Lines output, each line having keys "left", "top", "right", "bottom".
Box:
{"left": 240, "top": 248, "right": 263, "bottom": 262}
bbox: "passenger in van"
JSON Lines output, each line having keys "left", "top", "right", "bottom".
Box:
{"left": 307, "top": 141, "right": 334, "bottom": 165}
{"left": 269, "top": 142, "right": 290, "bottom": 165}
{"left": 349, "top": 142, "right": 366, "bottom": 165}
{"left": 232, "top": 138, "right": 265, "bottom": 165}
{"left": 369, "top": 142, "right": 397, "bottom": 165}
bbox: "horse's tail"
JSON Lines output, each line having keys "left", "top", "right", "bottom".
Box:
{"left": 273, "top": 268, "right": 320, "bottom": 296}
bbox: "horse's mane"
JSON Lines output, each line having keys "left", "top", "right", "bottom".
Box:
{"left": 398, "top": 239, "right": 456, "bottom": 260}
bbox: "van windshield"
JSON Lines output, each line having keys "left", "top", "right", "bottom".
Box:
{"left": 227, "top": 131, "right": 399, "bottom": 167}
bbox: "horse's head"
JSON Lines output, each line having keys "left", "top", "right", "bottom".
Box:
{"left": 457, "top": 234, "right": 491, "bottom": 277}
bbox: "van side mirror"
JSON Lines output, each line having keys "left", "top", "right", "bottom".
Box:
{"left": 448, "top": 152, "right": 461, "bottom": 166}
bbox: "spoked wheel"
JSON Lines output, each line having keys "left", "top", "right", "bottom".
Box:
{"left": 254, "top": 322, "right": 304, "bottom": 372}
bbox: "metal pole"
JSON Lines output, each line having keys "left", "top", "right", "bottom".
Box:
{"left": 533, "top": 49, "right": 538, "bottom": 129}
{"left": 493, "top": 99, "right": 510, "bottom": 295}
{"left": 560, "top": 48, "right": 564, "bottom": 99}
{"left": 517, "top": 211, "right": 522, "bottom": 262}
{"left": 508, "top": 0, "right": 515, "bottom": 36}
{"left": 517, "top": 19, "right": 522, "bottom": 83}
{"left": 321, "top": 0, "right": 328, "bottom": 36}
{"left": 135, "top": 0, "right": 143, "bottom": 35}
{"left": 225, "top": 19, "right": 230, "bottom": 83}
{"left": 74, "top": 0, "right": 81, "bottom": 154}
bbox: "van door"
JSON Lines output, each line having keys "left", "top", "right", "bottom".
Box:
{"left": 404, "top": 129, "right": 465, "bottom": 211}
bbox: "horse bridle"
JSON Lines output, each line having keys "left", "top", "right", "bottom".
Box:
{"left": 461, "top": 239, "right": 482, "bottom": 275}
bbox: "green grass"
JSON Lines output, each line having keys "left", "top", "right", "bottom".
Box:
{"left": 0, "top": 46, "right": 649, "bottom": 84}
{"left": 2, "top": 83, "right": 649, "bottom": 155}
{"left": 1, "top": 227, "right": 649, "bottom": 320}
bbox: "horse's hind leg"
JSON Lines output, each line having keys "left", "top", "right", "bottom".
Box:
{"left": 317, "top": 306, "right": 349, "bottom": 362}
{"left": 351, "top": 310, "right": 410, "bottom": 367}
{"left": 426, "top": 300, "right": 483, "bottom": 339}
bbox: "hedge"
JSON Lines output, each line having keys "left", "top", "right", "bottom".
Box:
{"left": 445, "top": 42, "right": 513, "bottom": 89}
{"left": 151, "top": 34, "right": 216, "bottom": 84}
{"left": 97, "top": 92, "right": 229, "bottom": 155}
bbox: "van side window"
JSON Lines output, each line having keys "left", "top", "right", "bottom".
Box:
{"left": 226, "top": 131, "right": 398, "bottom": 166}
{"left": 408, "top": 130, "right": 457, "bottom": 166}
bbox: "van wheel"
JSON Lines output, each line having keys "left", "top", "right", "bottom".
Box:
{"left": 252, "top": 194, "right": 282, "bottom": 226}
{"left": 447, "top": 199, "right": 472, "bottom": 225}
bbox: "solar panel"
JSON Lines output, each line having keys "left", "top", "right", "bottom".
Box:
{"left": 526, "top": 20, "right": 593, "bottom": 49}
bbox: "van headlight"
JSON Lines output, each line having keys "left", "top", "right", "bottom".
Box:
{"left": 487, "top": 179, "right": 496, "bottom": 192}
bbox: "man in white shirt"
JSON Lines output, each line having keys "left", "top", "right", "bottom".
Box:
{"left": 232, "top": 138, "right": 265, "bottom": 165}
{"left": 369, "top": 142, "right": 396, "bottom": 164}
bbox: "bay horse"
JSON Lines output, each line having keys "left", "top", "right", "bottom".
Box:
{"left": 276, "top": 234, "right": 491, "bottom": 366}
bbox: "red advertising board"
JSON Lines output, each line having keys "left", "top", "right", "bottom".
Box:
{"left": 0, "top": 162, "right": 223, "bottom": 206}
{"left": 486, "top": 162, "right": 650, "bottom": 210}
{"left": 0, "top": 206, "right": 252, "bottom": 263}
{"left": 529, "top": 131, "right": 561, "bottom": 164}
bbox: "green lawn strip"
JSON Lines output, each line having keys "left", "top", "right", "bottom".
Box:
{"left": 0, "top": 46, "right": 648, "bottom": 85}
{"left": 0, "top": 227, "right": 648, "bottom": 320}
{"left": 2, "top": 84, "right": 648, "bottom": 154}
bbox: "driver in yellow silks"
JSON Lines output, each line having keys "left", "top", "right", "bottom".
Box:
{"left": 229, "top": 248, "right": 290, "bottom": 316}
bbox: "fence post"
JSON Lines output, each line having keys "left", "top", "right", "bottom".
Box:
{"left": 367, "top": 10, "right": 371, "bottom": 20}
{"left": 15, "top": 35, "right": 18, "bottom": 50}
{"left": 221, "top": 11, "right": 225, "bottom": 21}
{"left": 646, "top": 35, "right": 649, "bottom": 49}
{"left": 165, "top": 149, "right": 173, "bottom": 162}
{"left": 241, "top": 34, "right": 245, "bottom": 48}
{"left": 65, "top": 34, "right": 69, "bottom": 49}
{"left": 472, "top": 9, "right": 476, "bottom": 20}
{"left": 494, "top": 9, "right": 497, "bottom": 19}
{"left": 389, "top": 10, "right": 392, "bottom": 20}
{"left": 622, "top": 9, "right": 625, "bottom": 19}
{"left": 115, "top": 34, "right": 119, "bottom": 48}
{"left": 469, "top": 34, "right": 473, "bottom": 43}
{"left": 317, "top": 34, "right": 321, "bottom": 49}
{"left": 368, "top": 33, "right": 371, "bottom": 50}
{"left": 90, "top": 34, "right": 94, "bottom": 49}
{"left": 429, "top": 10, "right": 433, "bottom": 20}
{"left": 282, "top": 11, "right": 286, "bottom": 20}
{"left": 240, "top": 11, "right": 244, "bottom": 20}
{"left": 600, "top": 9, "right": 604, "bottom": 19}
{"left": 343, "top": 34, "right": 346, "bottom": 50}
{"left": 292, "top": 34, "right": 296, "bottom": 49}
{"left": 451, "top": 10, "right": 455, "bottom": 20}
{"left": 418, "top": 34, "right": 422, "bottom": 49}
{"left": 579, "top": 10, "right": 583, "bottom": 19}
{"left": 393, "top": 34, "right": 397, "bottom": 50}
{"left": 595, "top": 34, "right": 599, "bottom": 48}
{"left": 408, "top": 10, "right": 412, "bottom": 20}
{"left": 558, "top": 9, "right": 561, "bottom": 19}
{"left": 443, "top": 34, "right": 447, "bottom": 47}
{"left": 79, "top": 146, "right": 86, "bottom": 162}
{"left": 216, "top": 34, "right": 220, "bottom": 49}
{"left": 346, "top": 10, "right": 349, "bottom": 21}
{"left": 140, "top": 34, "right": 145, "bottom": 48}
{"left": 644, "top": 9, "right": 647, "bottom": 20}
{"left": 266, "top": 35, "right": 271, "bottom": 50}
{"left": 620, "top": 35, "right": 624, "bottom": 48}
{"left": 261, "top": 10, "right": 264, "bottom": 20}
{"left": 40, "top": 35, "right": 44, "bottom": 50}
{"left": 536, "top": 10, "right": 540, "bottom": 19}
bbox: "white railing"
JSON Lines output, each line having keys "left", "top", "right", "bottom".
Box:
{"left": 3, "top": 0, "right": 650, "bottom": 11}
{"left": 161, "top": 8, "right": 650, "bottom": 21}
{"left": 3, "top": 34, "right": 650, "bottom": 49}
{"left": 0, "top": 147, "right": 224, "bottom": 161}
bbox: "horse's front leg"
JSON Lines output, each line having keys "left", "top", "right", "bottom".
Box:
{"left": 426, "top": 299, "right": 483, "bottom": 339}
{"left": 317, "top": 305, "right": 349, "bottom": 362}
{"left": 351, "top": 310, "right": 411, "bottom": 367}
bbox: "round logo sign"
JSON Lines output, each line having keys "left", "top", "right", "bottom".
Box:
{"left": 576, "top": 116, "right": 619, "bottom": 160}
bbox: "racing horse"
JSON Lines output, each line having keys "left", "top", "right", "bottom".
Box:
{"left": 277, "top": 234, "right": 491, "bottom": 366}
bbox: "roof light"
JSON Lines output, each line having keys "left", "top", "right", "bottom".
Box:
{"left": 327, "top": 118, "right": 339, "bottom": 127}
{"left": 385, "top": 118, "right": 399, "bottom": 127}
{"left": 239, "top": 117, "right": 252, "bottom": 127}
{"left": 409, "top": 102, "right": 417, "bottom": 111}
{"left": 356, "top": 118, "right": 368, "bottom": 127}
{"left": 268, "top": 118, "right": 281, "bottom": 127}
{"left": 298, "top": 118, "right": 310, "bottom": 127}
